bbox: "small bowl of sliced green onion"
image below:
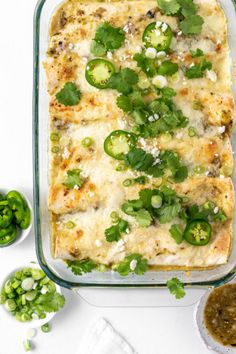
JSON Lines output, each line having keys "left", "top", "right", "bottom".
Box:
{"left": 0, "top": 263, "right": 65, "bottom": 327}
{"left": 0, "top": 189, "right": 33, "bottom": 248}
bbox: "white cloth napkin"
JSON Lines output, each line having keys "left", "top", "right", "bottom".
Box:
{"left": 77, "top": 318, "right": 137, "bottom": 354}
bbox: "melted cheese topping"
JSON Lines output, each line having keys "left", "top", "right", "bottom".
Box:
{"left": 46, "top": 0, "right": 235, "bottom": 269}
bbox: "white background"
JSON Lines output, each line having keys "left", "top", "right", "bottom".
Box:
{"left": 0, "top": 1, "right": 214, "bottom": 353}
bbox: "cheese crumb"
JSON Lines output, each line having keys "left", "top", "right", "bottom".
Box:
{"left": 95, "top": 239, "right": 102, "bottom": 247}
{"left": 145, "top": 47, "right": 157, "bottom": 59}
{"left": 206, "top": 70, "right": 217, "bottom": 82}
{"left": 73, "top": 185, "right": 79, "bottom": 190}
{"left": 161, "top": 22, "right": 168, "bottom": 32}
{"left": 130, "top": 259, "right": 138, "bottom": 271}
{"left": 214, "top": 207, "right": 219, "bottom": 214}
{"left": 62, "top": 147, "right": 70, "bottom": 160}
{"left": 156, "top": 21, "right": 162, "bottom": 28}
{"left": 152, "top": 75, "right": 168, "bottom": 88}
{"left": 156, "top": 51, "right": 166, "bottom": 59}
{"left": 117, "top": 239, "right": 125, "bottom": 247}
{"left": 218, "top": 126, "right": 226, "bottom": 134}
{"left": 107, "top": 51, "right": 113, "bottom": 59}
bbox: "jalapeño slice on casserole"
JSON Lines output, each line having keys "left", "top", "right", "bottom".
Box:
{"left": 143, "top": 22, "right": 173, "bottom": 52}
{"left": 85, "top": 59, "right": 115, "bottom": 89}
{"left": 104, "top": 130, "right": 137, "bottom": 160}
{"left": 184, "top": 219, "right": 212, "bottom": 246}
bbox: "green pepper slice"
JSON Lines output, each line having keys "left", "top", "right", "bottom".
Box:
{"left": 6, "top": 191, "right": 31, "bottom": 230}
{"left": 183, "top": 219, "right": 212, "bottom": 246}
{"left": 142, "top": 22, "right": 173, "bottom": 52}
{"left": 85, "top": 59, "right": 115, "bottom": 89}
{"left": 6, "top": 191, "right": 27, "bottom": 208}
{"left": 0, "top": 224, "right": 17, "bottom": 246}
{"left": 0, "top": 206, "right": 13, "bottom": 228}
{"left": 8, "top": 198, "right": 25, "bottom": 224}
{"left": 19, "top": 207, "right": 31, "bottom": 230}
{"left": 104, "top": 130, "right": 137, "bottom": 160}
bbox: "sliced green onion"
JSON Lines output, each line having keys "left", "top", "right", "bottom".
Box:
{"left": 110, "top": 211, "right": 119, "bottom": 224}
{"left": 194, "top": 165, "right": 206, "bottom": 175}
{"left": 151, "top": 195, "right": 162, "bottom": 208}
{"left": 81, "top": 137, "right": 94, "bottom": 148}
{"left": 31, "top": 269, "right": 45, "bottom": 280}
{"left": 0, "top": 293, "right": 6, "bottom": 304}
{"left": 203, "top": 201, "right": 215, "bottom": 210}
{"left": 41, "top": 323, "right": 51, "bottom": 333}
{"left": 65, "top": 221, "right": 75, "bottom": 229}
{"left": 21, "top": 278, "right": 34, "bottom": 291}
{"left": 116, "top": 163, "right": 128, "bottom": 172}
{"left": 25, "top": 291, "right": 37, "bottom": 302}
{"left": 188, "top": 127, "right": 197, "bottom": 137}
{"left": 51, "top": 146, "right": 60, "bottom": 153}
{"left": 23, "top": 339, "right": 32, "bottom": 352}
{"left": 182, "top": 197, "right": 189, "bottom": 203}
{"left": 123, "top": 179, "right": 135, "bottom": 187}
{"left": 4, "top": 299, "right": 16, "bottom": 311}
{"left": 50, "top": 133, "right": 60, "bottom": 142}
{"left": 96, "top": 264, "right": 108, "bottom": 272}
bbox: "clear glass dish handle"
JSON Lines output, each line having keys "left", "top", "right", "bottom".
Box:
{"left": 72, "top": 287, "right": 207, "bottom": 308}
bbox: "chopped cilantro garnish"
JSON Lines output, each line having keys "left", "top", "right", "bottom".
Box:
{"left": 56, "top": 82, "right": 81, "bottom": 106}
{"left": 91, "top": 22, "right": 125, "bottom": 55}
{"left": 177, "top": 0, "right": 197, "bottom": 17}
{"left": 157, "top": 60, "right": 179, "bottom": 76}
{"left": 159, "top": 87, "right": 177, "bottom": 98}
{"left": 116, "top": 95, "right": 133, "bottom": 113}
{"left": 67, "top": 259, "right": 96, "bottom": 275}
{"left": 115, "top": 253, "right": 148, "bottom": 276}
{"left": 179, "top": 15, "right": 204, "bottom": 35}
{"left": 64, "top": 169, "right": 83, "bottom": 189}
{"left": 185, "top": 58, "right": 212, "bottom": 79}
{"left": 105, "top": 218, "right": 129, "bottom": 242}
{"left": 157, "top": 0, "right": 180, "bottom": 15}
{"left": 169, "top": 224, "right": 184, "bottom": 244}
{"left": 108, "top": 68, "right": 139, "bottom": 95}
{"left": 167, "top": 277, "right": 186, "bottom": 299}
{"left": 133, "top": 52, "right": 157, "bottom": 77}
{"left": 135, "top": 209, "right": 153, "bottom": 227}
{"left": 35, "top": 292, "right": 65, "bottom": 313}
{"left": 190, "top": 48, "right": 204, "bottom": 58}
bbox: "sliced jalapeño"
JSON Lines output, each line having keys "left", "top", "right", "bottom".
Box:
{"left": 85, "top": 59, "right": 115, "bottom": 89}
{"left": 104, "top": 130, "right": 137, "bottom": 160}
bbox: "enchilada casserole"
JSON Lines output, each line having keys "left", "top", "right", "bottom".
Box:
{"left": 45, "top": 0, "right": 235, "bottom": 275}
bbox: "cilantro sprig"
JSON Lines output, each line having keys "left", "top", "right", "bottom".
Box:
{"left": 91, "top": 22, "right": 125, "bottom": 56}
{"left": 134, "top": 52, "right": 157, "bottom": 77}
{"left": 122, "top": 186, "right": 184, "bottom": 227}
{"left": 35, "top": 292, "right": 65, "bottom": 313}
{"left": 67, "top": 259, "right": 96, "bottom": 275}
{"left": 115, "top": 253, "right": 148, "bottom": 276}
{"left": 157, "top": 0, "right": 204, "bottom": 36}
{"left": 108, "top": 68, "right": 139, "bottom": 95}
{"left": 185, "top": 58, "right": 212, "bottom": 79}
{"left": 167, "top": 277, "right": 186, "bottom": 299}
{"left": 64, "top": 169, "right": 83, "bottom": 189}
{"left": 105, "top": 218, "right": 129, "bottom": 242}
{"left": 56, "top": 82, "right": 81, "bottom": 106}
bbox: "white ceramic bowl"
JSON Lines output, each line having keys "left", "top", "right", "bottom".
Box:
{"left": 0, "top": 263, "right": 61, "bottom": 328}
{"left": 195, "top": 279, "right": 236, "bottom": 354}
{"left": 0, "top": 189, "right": 33, "bottom": 248}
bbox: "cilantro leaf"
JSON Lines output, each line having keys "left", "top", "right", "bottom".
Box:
{"left": 116, "top": 95, "right": 133, "bottom": 113}
{"left": 35, "top": 292, "right": 65, "bottom": 313}
{"left": 64, "top": 169, "right": 83, "bottom": 189}
{"left": 105, "top": 218, "right": 129, "bottom": 242}
{"left": 167, "top": 277, "right": 186, "bottom": 299}
{"left": 90, "top": 40, "right": 106, "bottom": 56}
{"left": 125, "top": 148, "right": 154, "bottom": 172}
{"left": 179, "top": 15, "right": 204, "bottom": 35}
{"left": 190, "top": 48, "right": 204, "bottom": 58}
{"left": 170, "top": 224, "right": 183, "bottom": 244}
{"left": 177, "top": 0, "right": 197, "bottom": 17}
{"left": 135, "top": 209, "right": 152, "bottom": 227}
{"left": 160, "top": 87, "right": 176, "bottom": 98}
{"left": 56, "top": 82, "right": 81, "bottom": 106}
{"left": 157, "top": 0, "right": 180, "bottom": 15}
{"left": 108, "top": 68, "right": 139, "bottom": 95}
{"left": 67, "top": 259, "right": 96, "bottom": 275}
{"left": 158, "top": 202, "right": 181, "bottom": 224}
{"left": 92, "top": 22, "right": 125, "bottom": 54}
{"left": 157, "top": 60, "right": 179, "bottom": 76}
{"left": 185, "top": 58, "right": 212, "bottom": 79}
{"left": 133, "top": 52, "right": 157, "bottom": 77}
{"left": 115, "top": 253, "right": 148, "bottom": 276}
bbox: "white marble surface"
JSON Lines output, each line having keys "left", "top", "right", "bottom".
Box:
{"left": 0, "top": 1, "right": 213, "bottom": 353}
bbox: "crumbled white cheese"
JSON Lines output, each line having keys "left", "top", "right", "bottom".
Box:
{"left": 138, "top": 137, "right": 147, "bottom": 148}
{"left": 156, "top": 51, "right": 166, "bottom": 59}
{"left": 214, "top": 207, "right": 219, "bottom": 214}
{"left": 123, "top": 23, "right": 132, "bottom": 33}
{"left": 152, "top": 75, "right": 168, "bottom": 88}
{"left": 73, "top": 185, "right": 79, "bottom": 190}
{"left": 68, "top": 43, "right": 74, "bottom": 50}
{"left": 154, "top": 29, "right": 161, "bottom": 37}
{"left": 62, "top": 147, "right": 70, "bottom": 160}
{"left": 148, "top": 113, "right": 159, "bottom": 122}
{"left": 161, "top": 22, "right": 168, "bottom": 32}
{"left": 95, "top": 239, "right": 102, "bottom": 247}
{"left": 206, "top": 70, "right": 217, "bottom": 82}
{"left": 177, "top": 31, "right": 182, "bottom": 36}
{"left": 145, "top": 47, "right": 157, "bottom": 59}
{"left": 107, "top": 51, "right": 113, "bottom": 59}
{"left": 135, "top": 46, "right": 142, "bottom": 53}
{"left": 148, "top": 115, "right": 155, "bottom": 122}
{"left": 155, "top": 21, "right": 162, "bottom": 28}
{"left": 130, "top": 259, "right": 138, "bottom": 271}
{"left": 117, "top": 239, "right": 125, "bottom": 247}
{"left": 218, "top": 126, "right": 226, "bottom": 134}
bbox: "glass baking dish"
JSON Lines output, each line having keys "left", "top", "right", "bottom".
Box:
{"left": 33, "top": 0, "right": 236, "bottom": 293}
